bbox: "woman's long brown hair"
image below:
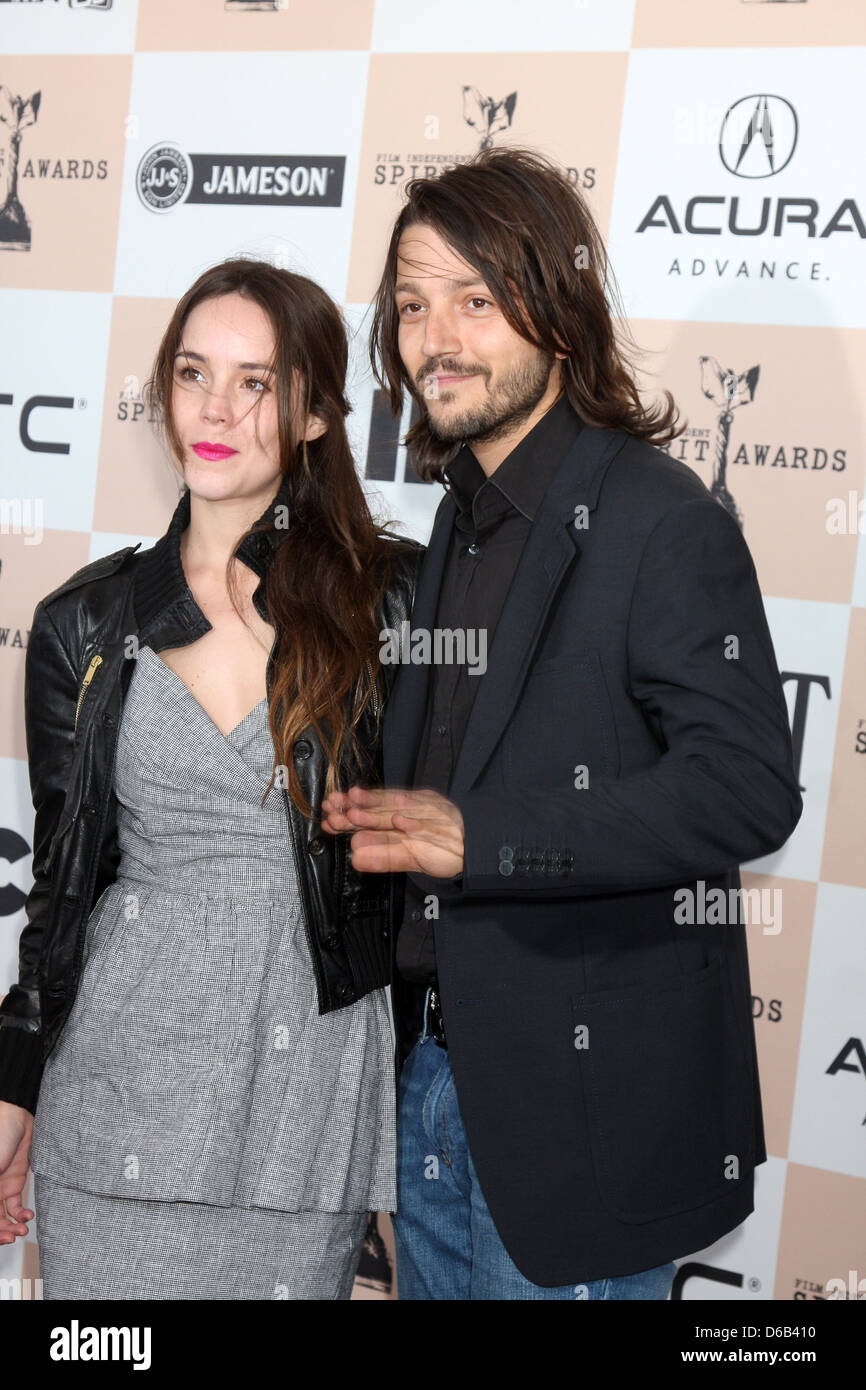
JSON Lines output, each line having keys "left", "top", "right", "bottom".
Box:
{"left": 369, "top": 145, "right": 684, "bottom": 481}
{"left": 145, "top": 257, "right": 403, "bottom": 819}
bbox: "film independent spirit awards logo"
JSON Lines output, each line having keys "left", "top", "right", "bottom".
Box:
{"left": 373, "top": 81, "right": 595, "bottom": 194}
{"left": 135, "top": 144, "right": 345, "bottom": 213}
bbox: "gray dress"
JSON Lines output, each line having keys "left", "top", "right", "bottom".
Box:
{"left": 30, "top": 643, "right": 396, "bottom": 1300}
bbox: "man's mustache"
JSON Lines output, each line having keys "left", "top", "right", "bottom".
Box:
{"left": 416, "top": 361, "right": 490, "bottom": 387}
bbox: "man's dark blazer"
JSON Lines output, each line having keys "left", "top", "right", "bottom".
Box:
{"left": 384, "top": 421, "right": 802, "bottom": 1288}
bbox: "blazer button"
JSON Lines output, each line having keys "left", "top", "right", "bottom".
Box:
{"left": 410, "top": 909, "right": 422, "bottom": 921}
{"left": 498, "top": 861, "right": 514, "bottom": 876}
{"left": 309, "top": 836, "right": 324, "bottom": 855}
{"left": 294, "top": 740, "right": 312, "bottom": 760}
{"left": 325, "top": 931, "right": 340, "bottom": 950}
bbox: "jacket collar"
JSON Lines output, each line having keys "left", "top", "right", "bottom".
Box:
{"left": 134, "top": 470, "right": 293, "bottom": 651}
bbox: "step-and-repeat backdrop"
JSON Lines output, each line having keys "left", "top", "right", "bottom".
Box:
{"left": 1, "top": 0, "right": 864, "bottom": 1302}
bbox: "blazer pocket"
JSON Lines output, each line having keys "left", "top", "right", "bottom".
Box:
{"left": 570, "top": 955, "right": 754, "bottom": 1224}
{"left": 503, "top": 653, "right": 619, "bottom": 789}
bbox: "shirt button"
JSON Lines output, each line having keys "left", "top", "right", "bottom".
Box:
{"left": 325, "top": 932, "right": 340, "bottom": 950}
{"left": 309, "top": 836, "right": 324, "bottom": 855}
{"left": 337, "top": 983, "right": 355, "bottom": 1004}
{"left": 411, "top": 909, "right": 422, "bottom": 921}
{"left": 254, "top": 535, "right": 270, "bottom": 558}
{"left": 467, "top": 543, "right": 479, "bottom": 555}
{"left": 293, "top": 739, "right": 312, "bottom": 760}
{"left": 437, "top": 724, "right": 447, "bottom": 736}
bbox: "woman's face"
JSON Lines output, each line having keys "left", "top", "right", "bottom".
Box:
{"left": 169, "top": 291, "right": 285, "bottom": 506}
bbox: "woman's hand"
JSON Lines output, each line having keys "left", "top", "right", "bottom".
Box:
{"left": 0, "top": 1101, "right": 35, "bottom": 1244}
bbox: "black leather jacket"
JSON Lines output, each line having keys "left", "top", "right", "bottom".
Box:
{"left": 0, "top": 475, "right": 424, "bottom": 1114}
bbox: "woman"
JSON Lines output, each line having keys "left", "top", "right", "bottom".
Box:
{"left": 0, "top": 257, "right": 424, "bottom": 1299}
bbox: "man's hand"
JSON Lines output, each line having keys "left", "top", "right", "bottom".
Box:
{"left": 320, "top": 785, "right": 464, "bottom": 879}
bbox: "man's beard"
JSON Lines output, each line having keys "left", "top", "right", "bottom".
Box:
{"left": 421, "top": 350, "right": 556, "bottom": 445}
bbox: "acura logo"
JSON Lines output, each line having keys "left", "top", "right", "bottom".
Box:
{"left": 719, "top": 95, "right": 798, "bottom": 179}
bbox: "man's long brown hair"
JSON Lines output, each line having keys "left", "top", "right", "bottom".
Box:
{"left": 145, "top": 257, "right": 402, "bottom": 819}
{"left": 369, "top": 146, "right": 683, "bottom": 481}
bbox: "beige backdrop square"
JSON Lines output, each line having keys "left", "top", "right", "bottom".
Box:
{"left": 0, "top": 57, "right": 131, "bottom": 292}
{"left": 93, "top": 297, "right": 185, "bottom": 541}
{"left": 632, "top": 0, "right": 866, "bottom": 48}
{"left": 821, "top": 606, "right": 866, "bottom": 889}
{"left": 629, "top": 320, "right": 866, "bottom": 603}
{"left": 775, "top": 1162, "right": 866, "bottom": 1300}
{"left": 745, "top": 875, "right": 817, "bottom": 1161}
{"left": 347, "top": 51, "right": 626, "bottom": 304}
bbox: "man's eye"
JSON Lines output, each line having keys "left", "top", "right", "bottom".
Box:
{"left": 468, "top": 297, "right": 490, "bottom": 309}
{"left": 398, "top": 302, "right": 423, "bottom": 316}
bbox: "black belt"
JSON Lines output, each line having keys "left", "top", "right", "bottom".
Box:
{"left": 424, "top": 987, "right": 447, "bottom": 1048}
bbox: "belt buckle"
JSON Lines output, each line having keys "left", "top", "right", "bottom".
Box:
{"left": 427, "top": 988, "right": 447, "bottom": 1049}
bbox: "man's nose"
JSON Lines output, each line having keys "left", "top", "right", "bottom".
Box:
{"left": 421, "top": 304, "right": 462, "bottom": 361}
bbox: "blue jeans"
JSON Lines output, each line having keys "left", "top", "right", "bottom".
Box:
{"left": 393, "top": 1026, "right": 678, "bottom": 1301}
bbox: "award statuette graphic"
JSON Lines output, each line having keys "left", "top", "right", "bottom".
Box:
{"left": 699, "top": 355, "right": 759, "bottom": 531}
{"left": 0, "top": 86, "right": 40, "bottom": 253}
{"left": 462, "top": 86, "right": 517, "bottom": 151}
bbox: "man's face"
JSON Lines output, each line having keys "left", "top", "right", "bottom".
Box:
{"left": 394, "top": 223, "right": 557, "bottom": 446}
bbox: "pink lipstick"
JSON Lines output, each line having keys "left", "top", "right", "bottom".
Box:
{"left": 192, "top": 442, "right": 238, "bottom": 460}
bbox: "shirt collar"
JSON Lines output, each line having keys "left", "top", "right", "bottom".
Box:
{"left": 443, "top": 393, "right": 582, "bottom": 523}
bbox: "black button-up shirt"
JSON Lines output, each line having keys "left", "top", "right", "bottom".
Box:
{"left": 396, "top": 392, "right": 584, "bottom": 984}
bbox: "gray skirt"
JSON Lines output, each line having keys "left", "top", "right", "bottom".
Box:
{"left": 34, "top": 1174, "right": 367, "bottom": 1300}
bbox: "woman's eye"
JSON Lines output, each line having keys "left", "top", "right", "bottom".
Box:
{"left": 177, "top": 365, "right": 203, "bottom": 382}
{"left": 243, "top": 377, "right": 269, "bottom": 393}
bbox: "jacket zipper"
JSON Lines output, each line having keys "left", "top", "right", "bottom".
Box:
{"left": 364, "top": 657, "right": 380, "bottom": 721}
{"left": 73, "top": 653, "right": 103, "bottom": 733}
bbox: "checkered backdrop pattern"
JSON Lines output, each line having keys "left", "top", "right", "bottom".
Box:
{"left": 0, "top": 0, "right": 864, "bottom": 1302}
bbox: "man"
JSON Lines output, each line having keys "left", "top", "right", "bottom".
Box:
{"left": 321, "top": 147, "right": 801, "bottom": 1300}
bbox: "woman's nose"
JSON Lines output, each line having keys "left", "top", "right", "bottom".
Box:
{"left": 201, "top": 392, "right": 231, "bottom": 425}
